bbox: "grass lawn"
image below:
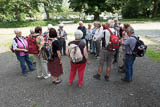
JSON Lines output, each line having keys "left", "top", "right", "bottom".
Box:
{"left": 146, "top": 49, "right": 160, "bottom": 62}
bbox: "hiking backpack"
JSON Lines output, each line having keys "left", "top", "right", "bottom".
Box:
{"left": 106, "top": 28, "right": 119, "bottom": 51}
{"left": 26, "top": 34, "right": 39, "bottom": 54}
{"left": 131, "top": 36, "right": 147, "bottom": 57}
{"left": 41, "top": 40, "right": 54, "bottom": 61}
{"left": 68, "top": 43, "right": 83, "bottom": 63}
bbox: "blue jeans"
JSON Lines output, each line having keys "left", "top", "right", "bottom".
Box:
{"left": 92, "top": 41, "right": 96, "bottom": 53}
{"left": 16, "top": 54, "right": 35, "bottom": 74}
{"left": 125, "top": 55, "right": 136, "bottom": 80}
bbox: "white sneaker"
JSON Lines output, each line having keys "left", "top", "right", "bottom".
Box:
{"left": 44, "top": 76, "right": 49, "bottom": 79}
{"left": 48, "top": 74, "right": 51, "bottom": 77}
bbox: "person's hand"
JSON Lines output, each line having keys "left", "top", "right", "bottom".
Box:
{"left": 60, "top": 60, "right": 62, "bottom": 64}
{"left": 86, "top": 60, "right": 90, "bottom": 64}
{"left": 23, "top": 49, "right": 28, "bottom": 52}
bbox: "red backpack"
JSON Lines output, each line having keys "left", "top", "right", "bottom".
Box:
{"left": 107, "top": 28, "right": 119, "bottom": 51}
{"left": 26, "top": 34, "right": 39, "bottom": 54}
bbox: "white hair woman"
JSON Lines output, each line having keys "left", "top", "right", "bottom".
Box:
{"left": 66, "top": 30, "right": 90, "bottom": 87}
{"left": 12, "top": 29, "right": 35, "bottom": 76}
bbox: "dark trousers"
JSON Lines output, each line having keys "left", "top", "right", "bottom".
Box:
{"left": 59, "top": 38, "right": 66, "bottom": 55}
{"left": 125, "top": 55, "right": 136, "bottom": 80}
{"left": 86, "top": 40, "right": 92, "bottom": 51}
{"left": 16, "top": 54, "right": 35, "bottom": 74}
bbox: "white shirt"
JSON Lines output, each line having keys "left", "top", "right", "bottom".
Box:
{"left": 93, "top": 27, "right": 103, "bottom": 41}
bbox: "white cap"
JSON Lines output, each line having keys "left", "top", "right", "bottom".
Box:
{"left": 48, "top": 24, "right": 53, "bottom": 30}
{"left": 14, "top": 29, "right": 21, "bottom": 34}
{"left": 59, "top": 23, "right": 64, "bottom": 27}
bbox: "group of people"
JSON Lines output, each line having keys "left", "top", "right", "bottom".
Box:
{"left": 12, "top": 18, "right": 137, "bottom": 87}
{"left": 77, "top": 19, "right": 136, "bottom": 82}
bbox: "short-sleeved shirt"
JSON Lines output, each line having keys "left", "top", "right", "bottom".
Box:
{"left": 52, "top": 40, "right": 61, "bottom": 58}
{"left": 124, "top": 34, "right": 137, "bottom": 55}
{"left": 68, "top": 40, "right": 86, "bottom": 64}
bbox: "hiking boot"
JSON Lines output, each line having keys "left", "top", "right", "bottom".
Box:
{"left": 121, "top": 78, "right": 132, "bottom": 82}
{"left": 93, "top": 74, "right": 101, "bottom": 80}
{"left": 104, "top": 75, "right": 109, "bottom": 81}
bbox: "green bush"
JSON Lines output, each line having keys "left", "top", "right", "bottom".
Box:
{"left": 0, "top": 20, "right": 59, "bottom": 28}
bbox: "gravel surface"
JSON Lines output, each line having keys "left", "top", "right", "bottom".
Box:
{"left": 0, "top": 52, "right": 160, "bottom": 107}
{"left": 0, "top": 22, "right": 160, "bottom": 107}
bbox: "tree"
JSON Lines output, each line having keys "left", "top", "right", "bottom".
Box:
{"left": 0, "top": 0, "right": 39, "bottom": 21}
{"left": 69, "top": 0, "right": 114, "bottom": 20}
{"left": 39, "top": 0, "right": 63, "bottom": 20}
{"left": 152, "top": 0, "right": 159, "bottom": 18}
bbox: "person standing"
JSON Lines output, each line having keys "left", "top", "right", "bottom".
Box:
{"left": 57, "top": 23, "right": 67, "bottom": 56}
{"left": 77, "top": 21, "right": 87, "bottom": 40}
{"left": 85, "top": 24, "right": 92, "bottom": 51}
{"left": 66, "top": 30, "right": 89, "bottom": 87}
{"left": 34, "top": 26, "right": 51, "bottom": 79}
{"left": 118, "top": 23, "right": 130, "bottom": 73}
{"left": 93, "top": 21, "right": 117, "bottom": 81}
{"left": 92, "top": 22, "right": 103, "bottom": 58}
{"left": 12, "top": 29, "right": 35, "bottom": 76}
{"left": 121, "top": 26, "right": 137, "bottom": 82}
{"left": 48, "top": 28, "right": 63, "bottom": 84}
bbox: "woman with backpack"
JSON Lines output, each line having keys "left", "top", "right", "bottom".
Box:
{"left": 48, "top": 28, "right": 63, "bottom": 84}
{"left": 66, "top": 30, "right": 90, "bottom": 87}
{"left": 12, "top": 29, "right": 35, "bottom": 76}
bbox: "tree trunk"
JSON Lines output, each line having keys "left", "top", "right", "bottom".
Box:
{"left": 44, "top": 4, "right": 50, "bottom": 20}
{"left": 94, "top": 13, "right": 100, "bottom": 21}
{"left": 152, "top": 0, "right": 159, "bottom": 18}
{"left": 15, "top": 5, "right": 20, "bottom": 21}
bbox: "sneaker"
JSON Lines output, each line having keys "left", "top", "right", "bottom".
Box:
{"left": 44, "top": 76, "right": 49, "bottom": 79}
{"left": 54, "top": 80, "right": 62, "bottom": 84}
{"left": 104, "top": 75, "right": 109, "bottom": 81}
{"left": 37, "top": 76, "right": 44, "bottom": 79}
{"left": 93, "top": 74, "right": 101, "bottom": 80}
{"left": 48, "top": 74, "right": 51, "bottom": 77}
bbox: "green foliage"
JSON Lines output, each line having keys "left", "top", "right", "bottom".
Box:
{"left": 69, "top": 0, "right": 114, "bottom": 20}
{"left": 0, "top": 0, "right": 39, "bottom": 21}
{"left": 121, "top": 0, "right": 153, "bottom": 18}
{"left": 146, "top": 49, "right": 160, "bottom": 61}
{"left": 0, "top": 20, "right": 59, "bottom": 28}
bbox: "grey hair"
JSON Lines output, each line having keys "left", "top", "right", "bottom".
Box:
{"left": 126, "top": 26, "right": 134, "bottom": 33}
{"left": 14, "top": 29, "right": 21, "bottom": 34}
{"left": 30, "top": 28, "right": 35, "bottom": 34}
{"left": 108, "top": 19, "right": 115, "bottom": 28}
{"left": 79, "top": 21, "right": 83, "bottom": 24}
{"left": 74, "top": 30, "right": 83, "bottom": 40}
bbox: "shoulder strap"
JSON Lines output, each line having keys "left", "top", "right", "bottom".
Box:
{"left": 131, "top": 36, "right": 138, "bottom": 40}
{"left": 16, "top": 36, "right": 26, "bottom": 49}
{"left": 107, "top": 28, "right": 113, "bottom": 35}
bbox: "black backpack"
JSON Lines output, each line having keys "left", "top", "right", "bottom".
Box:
{"left": 131, "top": 36, "right": 147, "bottom": 57}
